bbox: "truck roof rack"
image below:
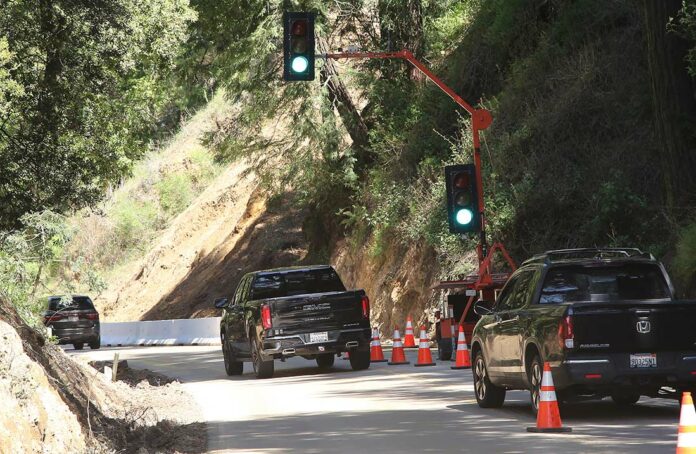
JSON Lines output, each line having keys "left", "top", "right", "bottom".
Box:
{"left": 522, "top": 248, "right": 655, "bottom": 266}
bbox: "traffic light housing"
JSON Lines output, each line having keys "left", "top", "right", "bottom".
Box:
{"left": 445, "top": 164, "right": 481, "bottom": 233}
{"left": 283, "top": 12, "right": 315, "bottom": 81}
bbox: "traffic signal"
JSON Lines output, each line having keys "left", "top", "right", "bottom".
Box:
{"left": 445, "top": 164, "right": 481, "bottom": 233}
{"left": 283, "top": 12, "right": 315, "bottom": 81}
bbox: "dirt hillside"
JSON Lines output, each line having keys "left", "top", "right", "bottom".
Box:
{"left": 0, "top": 320, "right": 85, "bottom": 453}
{"left": 95, "top": 90, "right": 329, "bottom": 321}
{"left": 98, "top": 158, "right": 259, "bottom": 321}
{"left": 332, "top": 237, "right": 442, "bottom": 333}
{"left": 95, "top": 93, "right": 441, "bottom": 326}
{"left": 0, "top": 298, "right": 205, "bottom": 453}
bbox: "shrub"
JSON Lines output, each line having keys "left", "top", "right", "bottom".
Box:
{"left": 156, "top": 173, "right": 194, "bottom": 217}
{"left": 111, "top": 198, "right": 159, "bottom": 253}
{"left": 188, "top": 146, "right": 220, "bottom": 188}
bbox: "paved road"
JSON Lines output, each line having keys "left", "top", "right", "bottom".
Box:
{"left": 70, "top": 346, "right": 681, "bottom": 453}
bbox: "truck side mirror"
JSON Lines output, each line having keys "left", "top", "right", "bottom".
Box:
{"left": 214, "top": 297, "right": 229, "bottom": 309}
{"left": 473, "top": 300, "right": 494, "bottom": 316}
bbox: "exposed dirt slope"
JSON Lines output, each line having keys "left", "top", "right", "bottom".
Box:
{"left": 0, "top": 320, "right": 85, "bottom": 453}
{"left": 95, "top": 94, "right": 440, "bottom": 325}
{"left": 0, "top": 298, "right": 205, "bottom": 453}
{"left": 140, "top": 189, "right": 312, "bottom": 320}
{"left": 98, "top": 147, "right": 441, "bottom": 326}
{"left": 97, "top": 145, "right": 317, "bottom": 320}
{"left": 98, "top": 158, "right": 258, "bottom": 321}
{"left": 332, "top": 237, "right": 441, "bottom": 334}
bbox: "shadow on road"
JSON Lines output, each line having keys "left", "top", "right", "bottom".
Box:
{"left": 78, "top": 347, "right": 681, "bottom": 454}
{"left": 205, "top": 405, "right": 677, "bottom": 454}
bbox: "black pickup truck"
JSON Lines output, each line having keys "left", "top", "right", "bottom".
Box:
{"left": 215, "top": 265, "right": 371, "bottom": 378}
{"left": 470, "top": 248, "right": 696, "bottom": 412}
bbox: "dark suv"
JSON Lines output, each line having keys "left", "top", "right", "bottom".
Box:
{"left": 43, "top": 295, "right": 101, "bottom": 350}
{"left": 470, "top": 248, "right": 696, "bottom": 412}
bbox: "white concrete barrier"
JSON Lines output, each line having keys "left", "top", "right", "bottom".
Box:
{"left": 100, "top": 317, "right": 221, "bottom": 346}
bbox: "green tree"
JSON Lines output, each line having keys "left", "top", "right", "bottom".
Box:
{"left": 0, "top": 0, "right": 195, "bottom": 230}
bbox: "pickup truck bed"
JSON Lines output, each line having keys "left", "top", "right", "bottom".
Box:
{"left": 556, "top": 300, "right": 696, "bottom": 392}
{"left": 470, "top": 248, "right": 696, "bottom": 412}
{"left": 216, "top": 265, "right": 371, "bottom": 378}
{"left": 261, "top": 290, "right": 371, "bottom": 357}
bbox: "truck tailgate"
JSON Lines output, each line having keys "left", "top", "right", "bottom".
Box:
{"left": 269, "top": 291, "right": 365, "bottom": 334}
{"left": 571, "top": 301, "right": 696, "bottom": 352}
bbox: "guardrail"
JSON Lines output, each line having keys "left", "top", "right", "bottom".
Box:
{"left": 100, "top": 317, "right": 221, "bottom": 346}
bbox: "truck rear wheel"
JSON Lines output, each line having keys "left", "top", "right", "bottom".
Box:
{"left": 528, "top": 354, "right": 543, "bottom": 414}
{"left": 473, "top": 351, "right": 505, "bottom": 408}
{"left": 251, "top": 336, "right": 274, "bottom": 379}
{"left": 349, "top": 349, "right": 370, "bottom": 371}
{"left": 316, "top": 353, "right": 335, "bottom": 368}
{"left": 222, "top": 334, "right": 243, "bottom": 376}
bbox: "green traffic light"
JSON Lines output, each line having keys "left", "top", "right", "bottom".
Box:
{"left": 291, "top": 56, "right": 309, "bottom": 73}
{"left": 456, "top": 208, "right": 473, "bottom": 225}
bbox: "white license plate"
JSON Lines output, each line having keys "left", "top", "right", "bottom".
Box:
{"left": 68, "top": 316, "right": 79, "bottom": 322}
{"left": 630, "top": 353, "right": 657, "bottom": 368}
{"left": 309, "top": 332, "right": 328, "bottom": 343}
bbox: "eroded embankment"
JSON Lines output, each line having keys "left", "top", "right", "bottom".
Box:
{"left": 0, "top": 298, "right": 205, "bottom": 453}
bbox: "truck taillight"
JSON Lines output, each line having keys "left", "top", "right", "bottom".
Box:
{"left": 44, "top": 313, "right": 62, "bottom": 323}
{"left": 81, "top": 313, "right": 99, "bottom": 320}
{"left": 261, "top": 305, "right": 272, "bottom": 330}
{"left": 361, "top": 296, "right": 370, "bottom": 319}
{"left": 558, "top": 313, "right": 574, "bottom": 349}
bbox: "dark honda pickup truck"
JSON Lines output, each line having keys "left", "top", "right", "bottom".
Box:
{"left": 215, "top": 265, "right": 371, "bottom": 378}
{"left": 470, "top": 248, "right": 696, "bottom": 412}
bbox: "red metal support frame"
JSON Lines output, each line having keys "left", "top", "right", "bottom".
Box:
{"left": 322, "top": 49, "right": 514, "bottom": 278}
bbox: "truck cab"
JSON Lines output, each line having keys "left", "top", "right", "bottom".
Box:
{"left": 470, "top": 248, "right": 696, "bottom": 412}
{"left": 216, "top": 265, "right": 371, "bottom": 379}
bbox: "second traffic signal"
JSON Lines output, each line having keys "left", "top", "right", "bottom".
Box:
{"left": 445, "top": 164, "right": 481, "bottom": 234}
{"left": 283, "top": 12, "right": 315, "bottom": 81}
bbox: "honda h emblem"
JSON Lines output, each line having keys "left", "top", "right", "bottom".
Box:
{"left": 636, "top": 320, "right": 651, "bottom": 334}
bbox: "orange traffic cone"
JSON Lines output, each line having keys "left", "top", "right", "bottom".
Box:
{"left": 451, "top": 325, "right": 471, "bottom": 369}
{"left": 414, "top": 326, "right": 436, "bottom": 367}
{"left": 403, "top": 315, "right": 417, "bottom": 348}
{"left": 370, "top": 327, "right": 387, "bottom": 363}
{"left": 527, "top": 362, "right": 572, "bottom": 433}
{"left": 388, "top": 327, "right": 410, "bottom": 365}
{"left": 677, "top": 391, "right": 696, "bottom": 453}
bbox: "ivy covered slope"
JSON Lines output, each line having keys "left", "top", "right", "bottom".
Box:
{"left": 197, "top": 1, "right": 696, "bottom": 291}
{"left": 4, "top": 0, "right": 696, "bottom": 320}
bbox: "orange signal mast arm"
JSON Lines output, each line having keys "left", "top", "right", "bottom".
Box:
{"left": 323, "top": 49, "right": 493, "bottom": 262}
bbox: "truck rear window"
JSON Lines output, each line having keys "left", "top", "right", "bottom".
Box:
{"left": 539, "top": 264, "right": 671, "bottom": 304}
{"left": 48, "top": 296, "right": 94, "bottom": 311}
{"left": 251, "top": 269, "right": 346, "bottom": 300}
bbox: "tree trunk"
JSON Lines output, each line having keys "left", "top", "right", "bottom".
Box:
{"left": 317, "top": 36, "right": 373, "bottom": 170}
{"left": 37, "top": 0, "right": 64, "bottom": 139}
{"left": 378, "top": 0, "right": 424, "bottom": 80}
{"left": 643, "top": 0, "right": 696, "bottom": 212}
{"left": 29, "top": 262, "right": 44, "bottom": 305}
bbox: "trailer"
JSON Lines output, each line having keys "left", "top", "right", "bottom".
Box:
{"left": 431, "top": 243, "right": 516, "bottom": 360}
